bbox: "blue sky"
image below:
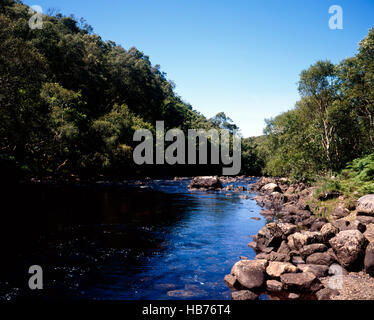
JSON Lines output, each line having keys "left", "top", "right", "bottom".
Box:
{"left": 24, "top": 0, "right": 374, "bottom": 137}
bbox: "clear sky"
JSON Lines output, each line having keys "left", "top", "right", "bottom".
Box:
{"left": 23, "top": 0, "right": 374, "bottom": 137}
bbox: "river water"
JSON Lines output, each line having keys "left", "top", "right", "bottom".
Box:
{"left": 1, "top": 178, "right": 269, "bottom": 300}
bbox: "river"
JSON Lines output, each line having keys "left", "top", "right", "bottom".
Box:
{"left": 0, "top": 178, "right": 270, "bottom": 300}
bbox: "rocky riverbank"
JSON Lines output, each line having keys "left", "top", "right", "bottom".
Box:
{"left": 225, "top": 177, "right": 374, "bottom": 300}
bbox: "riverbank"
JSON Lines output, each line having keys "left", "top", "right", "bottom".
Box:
{"left": 226, "top": 177, "right": 374, "bottom": 300}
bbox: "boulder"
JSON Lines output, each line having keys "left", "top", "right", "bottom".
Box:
{"left": 231, "top": 290, "right": 258, "bottom": 300}
{"left": 266, "top": 280, "right": 283, "bottom": 292}
{"left": 188, "top": 176, "right": 222, "bottom": 189}
{"left": 288, "top": 293, "right": 300, "bottom": 300}
{"left": 287, "top": 231, "right": 323, "bottom": 251}
{"left": 291, "top": 256, "right": 305, "bottom": 265}
{"left": 331, "top": 206, "right": 350, "bottom": 219}
{"left": 266, "top": 261, "right": 298, "bottom": 278}
{"left": 277, "top": 223, "right": 297, "bottom": 237}
{"left": 299, "top": 243, "right": 328, "bottom": 258}
{"left": 256, "top": 223, "right": 283, "bottom": 251}
{"left": 298, "top": 264, "right": 329, "bottom": 278}
{"left": 280, "top": 272, "right": 322, "bottom": 292}
{"left": 329, "top": 230, "right": 368, "bottom": 269}
{"left": 231, "top": 259, "right": 267, "bottom": 289}
{"left": 262, "top": 183, "right": 281, "bottom": 193}
{"left": 357, "top": 194, "right": 374, "bottom": 216}
{"left": 277, "top": 240, "right": 291, "bottom": 255}
{"left": 306, "top": 252, "right": 335, "bottom": 266}
{"left": 224, "top": 274, "right": 238, "bottom": 289}
{"left": 320, "top": 223, "right": 338, "bottom": 240}
{"left": 255, "top": 251, "right": 289, "bottom": 262}
{"left": 364, "top": 242, "right": 374, "bottom": 275}
{"left": 316, "top": 287, "right": 340, "bottom": 300}
{"left": 364, "top": 224, "right": 374, "bottom": 243}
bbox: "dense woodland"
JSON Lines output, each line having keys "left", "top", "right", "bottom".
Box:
{"left": 259, "top": 28, "right": 374, "bottom": 182}
{"left": 0, "top": 0, "right": 252, "bottom": 180}
{"left": 1, "top": 0, "right": 374, "bottom": 184}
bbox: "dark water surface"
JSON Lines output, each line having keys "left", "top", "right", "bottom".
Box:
{"left": 1, "top": 178, "right": 268, "bottom": 300}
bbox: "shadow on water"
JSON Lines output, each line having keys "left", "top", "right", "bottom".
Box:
{"left": 0, "top": 178, "right": 267, "bottom": 300}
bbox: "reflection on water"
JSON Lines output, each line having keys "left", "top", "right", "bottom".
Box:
{"left": 0, "top": 178, "right": 266, "bottom": 300}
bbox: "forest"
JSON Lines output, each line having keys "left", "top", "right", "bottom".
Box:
{"left": 1, "top": 0, "right": 374, "bottom": 184}
{"left": 1, "top": 0, "right": 250, "bottom": 180}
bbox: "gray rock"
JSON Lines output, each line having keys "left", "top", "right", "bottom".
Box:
{"left": 231, "top": 259, "right": 267, "bottom": 289}
{"left": 188, "top": 176, "right": 222, "bottom": 189}
{"left": 291, "top": 256, "right": 305, "bottom": 265}
{"left": 277, "top": 240, "right": 291, "bottom": 255}
{"left": 299, "top": 243, "right": 328, "bottom": 258}
{"left": 329, "top": 230, "right": 368, "bottom": 269}
{"left": 287, "top": 231, "right": 323, "bottom": 251}
{"left": 364, "top": 224, "right": 374, "bottom": 243}
{"left": 280, "top": 272, "right": 322, "bottom": 292}
{"left": 364, "top": 242, "right": 374, "bottom": 275}
{"left": 298, "top": 264, "right": 329, "bottom": 278}
{"left": 316, "top": 287, "right": 340, "bottom": 300}
{"left": 224, "top": 274, "right": 238, "bottom": 289}
{"left": 288, "top": 293, "right": 300, "bottom": 300}
{"left": 231, "top": 290, "right": 258, "bottom": 300}
{"left": 357, "top": 194, "right": 374, "bottom": 216}
{"left": 306, "top": 252, "right": 335, "bottom": 266}
{"left": 320, "top": 223, "right": 338, "bottom": 240}
{"left": 256, "top": 223, "right": 283, "bottom": 251}
{"left": 331, "top": 206, "right": 350, "bottom": 219}
{"left": 262, "top": 183, "right": 281, "bottom": 193}
{"left": 266, "top": 280, "right": 283, "bottom": 292}
{"left": 266, "top": 261, "right": 298, "bottom": 278}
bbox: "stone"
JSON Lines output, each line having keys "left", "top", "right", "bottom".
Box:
{"left": 255, "top": 251, "right": 289, "bottom": 262}
{"left": 364, "top": 224, "right": 374, "bottom": 243}
{"left": 266, "top": 261, "right": 298, "bottom": 278}
{"left": 287, "top": 231, "right": 323, "bottom": 251}
{"left": 231, "top": 290, "right": 258, "bottom": 300}
{"left": 316, "top": 287, "right": 340, "bottom": 300}
{"left": 262, "top": 183, "right": 281, "bottom": 193}
{"left": 280, "top": 272, "right": 322, "bottom": 292}
{"left": 298, "top": 264, "right": 329, "bottom": 278}
{"left": 306, "top": 252, "right": 335, "bottom": 266}
{"left": 230, "top": 259, "right": 267, "bottom": 289}
{"left": 331, "top": 206, "right": 350, "bottom": 219}
{"left": 357, "top": 194, "right": 374, "bottom": 216}
{"left": 277, "top": 240, "right": 291, "bottom": 255}
{"left": 299, "top": 243, "right": 328, "bottom": 258}
{"left": 291, "top": 256, "right": 305, "bottom": 265}
{"left": 266, "top": 280, "right": 283, "bottom": 292}
{"left": 329, "top": 230, "right": 368, "bottom": 269}
{"left": 364, "top": 242, "right": 374, "bottom": 275}
{"left": 248, "top": 241, "right": 257, "bottom": 250}
{"left": 320, "top": 223, "right": 338, "bottom": 240}
{"left": 288, "top": 293, "right": 300, "bottom": 300}
{"left": 277, "top": 223, "right": 297, "bottom": 237}
{"left": 188, "top": 176, "right": 222, "bottom": 189}
{"left": 256, "top": 223, "right": 283, "bottom": 251}
{"left": 224, "top": 274, "right": 238, "bottom": 289}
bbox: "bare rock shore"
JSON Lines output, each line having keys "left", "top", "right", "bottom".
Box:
{"left": 226, "top": 177, "right": 374, "bottom": 300}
